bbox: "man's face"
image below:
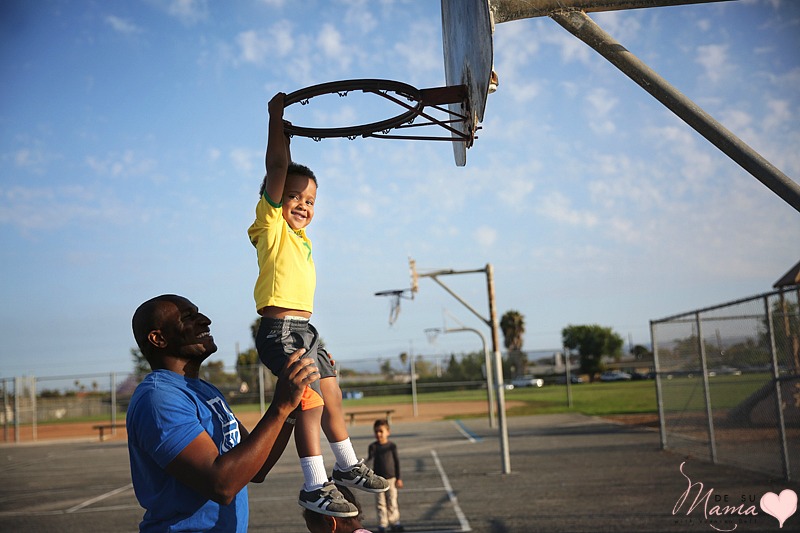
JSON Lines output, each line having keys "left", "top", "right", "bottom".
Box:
{"left": 160, "top": 297, "right": 217, "bottom": 359}
{"left": 282, "top": 174, "right": 316, "bottom": 231}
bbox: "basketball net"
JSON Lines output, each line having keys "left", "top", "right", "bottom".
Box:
{"left": 388, "top": 292, "right": 402, "bottom": 326}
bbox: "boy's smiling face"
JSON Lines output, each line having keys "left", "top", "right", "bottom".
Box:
{"left": 282, "top": 173, "right": 316, "bottom": 230}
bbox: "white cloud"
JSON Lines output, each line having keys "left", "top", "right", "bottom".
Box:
{"left": 585, "top": 87, "right": 618, "bottom": 135}
{"left": 547, "top": 29, "right": 592, "bottom": 65}
{"left": 592, "top": 11, "right": 642, "bottom": 44}
{"left": 474, "top": 225, "right": 497, "bottom": 247}
{"left": 535, "top": 191, "right": 598, "bottom": 227}
{"left": 352, "top": 185, "right": 376, "bottom": 217}
{"left": 229, "top": 147, "right": 260, "bottom": 174}
{"left": 646, "top": 124, "right": 717, "bottom": 187}
{"left": 393, "top": 21, "right": 440, "bottom": 76}
{"left": 317, "top": 24, "right": 350, "bottom": 68}
{"left": 236, "top": 24, "right": 294, "bottom": 65}
{"left": 85, "top": 150, "right": 157, "bottom": 179}
{"left": 695, "top": 44, "right": 730, "bottom": 83}
{"left": 105, "top": 15, "right": 142, "bottom": 35}
{"left": 164, "top": 0, "right": 208, "bottom": 25}
{"left": 0, "top": 185, "right": 132, "bottom": 232}
{"left": 343, "top": 3, "right": 378, "bottom": 34}
{"left": 14, "top": 148, "right": 48, "bottom": 173}
{"left": 762, "top": 98, "right": 790, "bottom": 130}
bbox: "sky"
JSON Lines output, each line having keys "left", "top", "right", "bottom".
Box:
{"left": 1, "top": 0, "right": 799, "bottom": 381}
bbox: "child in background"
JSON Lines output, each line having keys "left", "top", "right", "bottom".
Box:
{"left": 367, "top": 419, "right": 404, "bottom": 533}
{"left": 249, "top": 93, "right": 388, "bottom": 517}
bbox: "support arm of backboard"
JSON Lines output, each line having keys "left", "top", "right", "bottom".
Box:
{"left": 424, "top": 268, "right": 492, "bottom": 327}
{"left": 548, "top": 8, "right": 800, "bottom": 213}
{"left": 489, "top": 0, "right": 735, "bottom": 23}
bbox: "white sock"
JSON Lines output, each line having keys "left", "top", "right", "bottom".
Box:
{"left": 300, "top": 455, "right": 328, "bottom": 491}
{"left": 330, "top": 438, "right": 359, "bottom": 471}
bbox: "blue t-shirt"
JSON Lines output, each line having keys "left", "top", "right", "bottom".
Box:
{"left": 127, "top": 370, "right": 248, "bottom": 532}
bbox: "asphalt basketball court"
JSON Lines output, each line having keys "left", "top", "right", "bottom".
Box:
{"left": 1, "top": 413, "right": 796, "bottom": 532}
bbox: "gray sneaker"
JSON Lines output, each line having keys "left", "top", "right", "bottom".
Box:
{"left": 331, "top": 461, "right": 390, "bottom": 493}
{"left": 298, "top": 481, "right": 359, "bottom": 517}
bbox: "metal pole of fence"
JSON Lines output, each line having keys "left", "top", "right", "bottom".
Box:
{"left": 410, "top": 349, "right": 419, "bottom": 418}
{"left": 2, "top": 379, "right": 7, "bottom": 442}
{"left": 695, "top": 313, "right": 717, "bottom": 464}
{"left": 563, "top": 347, "right": 573, "bottom": 408}
{"left": 765, "top": 296, "right": 791, "bottom": 481}
{"left": 650, "top": 320, "right": 668, "bottom": 450}
{"left": 14, "top": 377, "right": 20, "bottom": 443}
{"left": 30, "top": 376, "right": 37, "bottom": 441}
{"left": 259, "top": 365, "right": 266, "bottom": 416}
{"left": 111, "top": 373, "right": 117, "bottom": 437}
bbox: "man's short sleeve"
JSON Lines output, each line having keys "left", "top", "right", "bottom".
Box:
{"left": 131, "top": 385, "right": 205, "bottom": 468}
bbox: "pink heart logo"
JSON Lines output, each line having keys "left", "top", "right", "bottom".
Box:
{"left": 760, "top": 489, "right": 797, "bottom": 529}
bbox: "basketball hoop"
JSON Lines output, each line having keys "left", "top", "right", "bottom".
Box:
{"left": 374, "top": 288, "right": 414, "bottom": 326}
{"left": 282, "top": 79, "right": 475, "bottom": 144}
{"left": 424, "top": 327, "right": 441, "bottom": 345}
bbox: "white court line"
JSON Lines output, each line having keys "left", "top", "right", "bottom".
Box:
{"left": 66, "top": 483, "right": 133, "bottom": 513}
{"left": 450, "top": 420, "right": 480, "bottom": 443}
{"left": 430, "top": 450, "right": 471, "bottom": 532}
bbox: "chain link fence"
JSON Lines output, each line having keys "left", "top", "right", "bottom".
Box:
{"left": 0, "top": 351, "right": 499, "bottom": 443}
{"left": 650, "top": 287, "right": 799, "bottom": 481}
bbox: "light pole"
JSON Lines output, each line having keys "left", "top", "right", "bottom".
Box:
{"left": 426, "top": 326, "right": 496, "bottom": 428}
{"left": 417, "top": 263, "right": 511, "bottom": 474}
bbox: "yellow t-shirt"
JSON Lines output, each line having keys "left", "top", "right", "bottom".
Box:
{"left": 248, "top": 194, "right": 315, "bottom": 313}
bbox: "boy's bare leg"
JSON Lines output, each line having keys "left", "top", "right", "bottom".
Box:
{"left": 320, "top": 377, "right": 349, "bottom": 442}
{"left": 295, "top": 405, "right": 323, "bottom": 457}
{"left": 321, "top": 376, "right": 389, "bottom": 493}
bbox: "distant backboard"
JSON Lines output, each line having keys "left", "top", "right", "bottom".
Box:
{"left": 441, "top": 0, "right": 494, "bottom": 166}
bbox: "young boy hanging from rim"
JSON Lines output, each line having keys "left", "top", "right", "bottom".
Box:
{"left": 248, "top": 93, "right": 389, "bottom": 518}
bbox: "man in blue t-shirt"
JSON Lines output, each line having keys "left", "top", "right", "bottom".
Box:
{"left": 128, "top": 294, "right": 320, "bottom": 532}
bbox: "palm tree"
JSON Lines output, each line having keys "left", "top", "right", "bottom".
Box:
{"left": 501, "top": 310, "right": 527, "bottom": 377}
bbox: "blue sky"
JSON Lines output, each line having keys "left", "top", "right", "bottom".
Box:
{"left": 1, "top": 0, "right": 798, "bottom": 379}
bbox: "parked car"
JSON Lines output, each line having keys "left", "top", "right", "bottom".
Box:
{"left": 511, "top": 376, "right": 544, "bottom": 388}
{"left": 708, "top": 366, "right": 742, "bottom": 377}
{"left": 600, "top": 371, "right": 632, "bottom": 382}
{"left": 555, "top": 375, "right": 584, "bottom": 384}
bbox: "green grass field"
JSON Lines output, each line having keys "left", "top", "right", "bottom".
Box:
{"left": 333, "top": 380, "right": 660, "bottom": 419}
{"left": 54, "top": 374, "right": 769, "bottom": 425}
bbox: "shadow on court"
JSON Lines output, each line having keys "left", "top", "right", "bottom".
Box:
{"left": 1, "top": 413, "right": 796, "bottom": 532}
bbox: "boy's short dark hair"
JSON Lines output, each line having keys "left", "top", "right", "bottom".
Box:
{"left": 373, "top": 418, "right": 390, "bottom": 431}
{"left": 259, "top": 162, "right": 318, "bottom": 197}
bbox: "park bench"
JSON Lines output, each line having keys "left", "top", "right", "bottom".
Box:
{"left": 345, "top": 409, "right": 395, "bottom": 427}
{"left": 92, "top": 423, "right": 118, "bottom": 441}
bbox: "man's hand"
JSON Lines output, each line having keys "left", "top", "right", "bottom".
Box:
{"left": 274, "top": 348, "right": 319, "bottom": 412}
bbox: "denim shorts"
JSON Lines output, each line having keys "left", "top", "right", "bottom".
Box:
{"left": 255, "top": 317, "right": 336, "bottom": 398}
